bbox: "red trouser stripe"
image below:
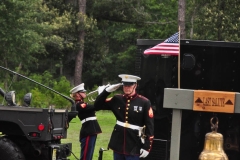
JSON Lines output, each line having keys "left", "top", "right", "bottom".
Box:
{"left": 83, "top": 136, "right": 90, "bottom": 160}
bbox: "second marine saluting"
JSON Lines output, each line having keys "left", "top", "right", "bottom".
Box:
{"left": 70, "top": 83, "right": 102, "bottom": 160}
{"left": 94, "top": 74, "right": 154, "bottom": 160}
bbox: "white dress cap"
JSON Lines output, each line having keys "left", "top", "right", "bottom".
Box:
{"left": 70, "top": 83, "right": 86, "bottom": 93}
{"left": 118, "top": 74, "right": 141, "bottom": 82}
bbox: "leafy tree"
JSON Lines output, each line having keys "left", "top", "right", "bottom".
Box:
{"left": 0, "top": 0, "right": 48, "bottom": 69}
{"left": 52, "top": 76, "right": 72, "bottom": 109}
{"left": 188, "top": 0, "right": 240, "bottom": 41}
{"left": 3, "top": 70, "right": 72, "bottom": 109}
{"left": 0, "top": 0, "right": 181, "bottom": 89}
{"left": 0, "top": 0, "right": 77, "bottom": 77}
{"left": 82, "top": 0, "right": 179, "bottom": 87}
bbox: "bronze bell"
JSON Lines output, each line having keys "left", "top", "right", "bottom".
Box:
{"left": 199, "top": 117, "right": 228, "bottom": 160}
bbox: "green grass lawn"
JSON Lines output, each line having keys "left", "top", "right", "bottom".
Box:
{"left": 62, "top": 111, "right": 116, "bottom": 160}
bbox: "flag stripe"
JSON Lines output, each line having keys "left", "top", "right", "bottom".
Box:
{"left": 148, "top": 47, "right": 179, "bottom": 51}
{"left": 154, "top": 43, "right": 179, "bottom": 47}
{"left": 144, "top": 50, "right": 179, "bottom": 55}
{"left": 144, "top": 32, "right": 179, "bottom": 55}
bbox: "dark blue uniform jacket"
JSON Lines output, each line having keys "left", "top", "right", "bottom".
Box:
{"left": 76, "top": 100, "right": 102, "bottom": 139}
{"left": 94, "top": 90, "right": 154, "bottom": 155}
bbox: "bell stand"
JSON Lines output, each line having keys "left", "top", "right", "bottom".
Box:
{"left": 163, "top": 88, "right": 240, "bottom": 160}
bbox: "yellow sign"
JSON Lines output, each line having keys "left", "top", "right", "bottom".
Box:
{"left": 193, "top": 90, "right": 235, "bottom": 113}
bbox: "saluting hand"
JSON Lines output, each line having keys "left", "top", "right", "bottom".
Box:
{"left": 106, "top": 83, "right": 122, "bottom": 92}
{"left": 98, "top": 84, "right": 110, "bottom": 95}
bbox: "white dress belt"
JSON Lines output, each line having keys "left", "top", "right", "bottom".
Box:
{"left": 116, "top": 120, "right": 143, "bottom": 130}
{"left": 81, "top": 116, "right": 97, "bottom": 124}
{"left": 116, "top": 120, "right": 146, "bottom": 144}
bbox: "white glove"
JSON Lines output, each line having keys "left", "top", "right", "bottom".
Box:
{"left": 97, "top": 84, "right": 110, "bottom": 95}
{"left": 139, "top": 149, "right": 149, "bottom": 158}
{"left": 106, "top": 83, "right": 122, "bottom": 92}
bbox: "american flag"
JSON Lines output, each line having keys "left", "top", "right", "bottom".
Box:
{"left": 144, "top": 32, "right": 179, "bottom": 56}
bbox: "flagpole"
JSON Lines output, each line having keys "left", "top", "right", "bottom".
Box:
{"left": 178, "top": 26, "right": 181, "bottom": 88}
{"left": 169, "top": 26, "right": 182, "bottom": 160}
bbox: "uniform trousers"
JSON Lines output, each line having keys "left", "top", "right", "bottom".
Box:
{"left": 113, "top": 151, "right": 139, "bottom": 160}
{"left": 80, "top": 135, "right": 97, "bottom": 160}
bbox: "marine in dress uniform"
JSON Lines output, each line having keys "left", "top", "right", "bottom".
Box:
{"left": 70, "top": 83, "right": 102, "bottom": 160}
{"left": 94, "top": 74, "right": 154, "bottom": 160}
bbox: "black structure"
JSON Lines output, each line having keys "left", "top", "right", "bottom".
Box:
{"left": 136, "top": 39, "right": 240, "bottom": 160}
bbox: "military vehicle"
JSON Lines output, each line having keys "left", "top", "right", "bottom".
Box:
{"left": 136, "top": 39, "right": 240, "bottom": 160}
{"left": 0, "top": 66, "right": 78, "bottom": 160}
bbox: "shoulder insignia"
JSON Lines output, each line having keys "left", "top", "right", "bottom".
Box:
{"left": 80, "top": 103, "right": 87, "bottom": 108}
{"left": 148, "top": 107, "right": 154, "bottom": 118}
{"left": 106, "top": 97, "right": 112, "bottom": 102}
{"left": 138, "top": 95, "right": 149, "bottom": 100}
